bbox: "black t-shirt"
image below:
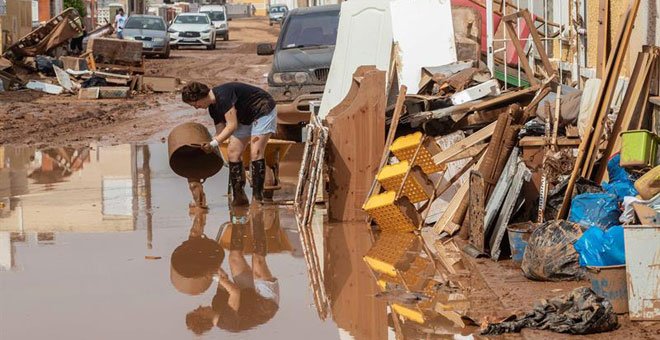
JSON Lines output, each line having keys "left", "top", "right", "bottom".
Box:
{"left": 209, "top": 82, "right": 276, "bottom": 126}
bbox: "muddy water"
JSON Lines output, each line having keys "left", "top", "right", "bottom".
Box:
{"left": 0, "top": 143, "right": 399, "bottom": 340}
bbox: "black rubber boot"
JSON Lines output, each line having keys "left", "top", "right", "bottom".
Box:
{"left": 229, "top": 161, "right": 249, "bottom": 207}
{"left": 251, "top": 159, "right": 266, "bottom": 202}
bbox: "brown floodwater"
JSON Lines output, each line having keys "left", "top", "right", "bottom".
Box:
{"left": 0, "top": 143, "right": 410, "bottom": 340}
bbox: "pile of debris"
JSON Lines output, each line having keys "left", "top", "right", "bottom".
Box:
{"left": 0, "top": 8, "right": 179, "bottom": 99}
{"left": 295, "top": 0, "right": 658, "bottom": 337}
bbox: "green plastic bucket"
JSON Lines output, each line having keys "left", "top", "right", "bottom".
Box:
{"left": 620, "top": 130, "right": 658, "bottom": 168}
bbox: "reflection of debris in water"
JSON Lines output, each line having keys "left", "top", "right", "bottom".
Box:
{"left": 362, "top": 229, "right": 475, "bottom": 335}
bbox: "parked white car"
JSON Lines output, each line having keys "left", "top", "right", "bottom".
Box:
{"left": 168, "top": 13, "right": 217, "bottom": 50}
{"left": 200, "top": 5, "right": 229, "bottom": 41}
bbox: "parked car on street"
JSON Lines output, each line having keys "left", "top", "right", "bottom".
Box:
{"left": 200, "top": 5, "right": 229, "bottom": 41}
{"left": 257, "top": 5, "right": 340, "bottom": 139}
{"left": 168, "top": 13, "right": 217, "bottom": 50}
{"left": 267, "top": 4, "right": 288, "bottom": 26}
{"left": 122, "top": 15, "right": 170, "bottom": 58}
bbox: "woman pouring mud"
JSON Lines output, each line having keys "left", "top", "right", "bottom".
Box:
{"left": 181, "top": 81, "right": 277, "bottom": 206}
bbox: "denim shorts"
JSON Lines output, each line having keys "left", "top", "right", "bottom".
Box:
{"left": 233, "top": 108, "right": 277, "bottom": 139}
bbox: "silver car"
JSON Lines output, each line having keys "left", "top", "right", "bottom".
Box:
{"left": 122, "top": 15, "right": 170, "bottom": 58}
{"left": 168, "top": 13, "right": 217, "bottom": 50}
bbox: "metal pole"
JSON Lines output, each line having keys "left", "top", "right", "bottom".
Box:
{"left": 486, "top": 0, "right": 494, "bottom": 76}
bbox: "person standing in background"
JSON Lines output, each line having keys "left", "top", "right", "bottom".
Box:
{"left": 114, "top": 8, "right": 126, "bottom": 39}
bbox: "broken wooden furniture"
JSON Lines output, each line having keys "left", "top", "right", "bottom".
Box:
{"left": 86, "top": 37, "right": 145, "bottom": 74}
{"left": 294, "top": 115, "right": 328, "bottom": 230}
{"left": 327, "top": 66, "right": 386, "bottom": 221}
{"left": 2, "top": 8, "right": 84, "bottom": 62}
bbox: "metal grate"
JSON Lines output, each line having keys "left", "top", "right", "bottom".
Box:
{"left": 314, "top": 68, "right": 329, "bottom": 82}
{"left": 181, "top": 32, "right": 200, "bottom": 37}
{"left": 134, "top": 36, "right": 153, "bottom": 41}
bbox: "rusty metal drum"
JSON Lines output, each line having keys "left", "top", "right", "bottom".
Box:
{"left": 167, "top": 122, "right": 223, "bottom": 179}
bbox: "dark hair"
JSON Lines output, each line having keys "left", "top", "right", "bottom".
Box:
{"left": 185, "top": 307, "right": 214, "bottom": 335}
{"left": 182, "top": 82, "right": 210, "bottom": 104}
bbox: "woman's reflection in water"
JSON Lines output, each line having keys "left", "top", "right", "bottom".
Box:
{"left": 183, "top": 202, "right": 280, "bottom": 334}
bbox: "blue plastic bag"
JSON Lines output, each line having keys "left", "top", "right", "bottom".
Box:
{"left": 569, "top": 192, "right": 621, "bottom": 229}
{"left": 573, "top": 226, "right": 625, "bottom": 266}
{"left": 602, "top": 154, "right": 638, "bottom": 202}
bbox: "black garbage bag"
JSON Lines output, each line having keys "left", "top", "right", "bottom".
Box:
{"left": 481, "top": 287, "right": 619, "bottom": 335}
{"left": 81, "top": 76, "right": 107, "bottom": 88}
{"left": 544, "top": 177, "right": 602, "bottom": 221}
{"left": 521, "top": 220, "right": 586, "bottom": 281}
{"left": 36, "top": 55, "right": 63, "bottom": 76}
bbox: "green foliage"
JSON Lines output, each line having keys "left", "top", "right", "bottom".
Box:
{"left": 64, "top": 0, "right": 86, "bottom": 17}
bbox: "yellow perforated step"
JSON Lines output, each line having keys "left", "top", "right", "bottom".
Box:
{"left": 377, "top": 161, "right": 434, "bottom": 203}
{"left": 363, "top": 191, "right": 420, "bottom": 232}
{"left": 390, "top": 132, "right": 444, "bottom": 174}
{"left": 364, "top": 232, "right": 418, "bottom": 277}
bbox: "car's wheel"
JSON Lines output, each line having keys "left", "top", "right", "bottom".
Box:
{"left": 171, "top": 45, "right": 178, "bottom": 50}
{"left": 223, "top": 33, "right": 229, "bottom": 41}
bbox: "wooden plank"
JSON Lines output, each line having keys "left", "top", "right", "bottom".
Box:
{"left": 365, "top": 85, "right": 407, "bottom": 207}
{"left": 468, "top": 171, "right": 485, "bottom": 251}
{"left": 558, "top": 1, "right": 641, "bottom": 218}
{"left": 595, "top": 52, "right": 653, "bottom": 182}
{"left": 503, "top": 17, "right": 539, "bottom": 86}
{"left": 327, "top": 66, "right": 386, "bottom": 221}
{"left": 521, "top": 10, "right": 555, "bottom": 77}
{"left": 445, "top": 143, "right": 488, "bottom": 162}
{"left": 142, "top": 76, "right": 180, "bottom": 92}
{"left": 596, "top": 0, "right": 609, "bottom": 78}
{"left": 583, "top": 0, "right": 642, "bottom": 178}
{"left": 489, "top": 162, "right": 531, "bottom": 260}
{"left": 433, "top": 152, "right": 485, "bottom": 235}
{"left": 432, "top": 121, "right": 496, "bottom": 165}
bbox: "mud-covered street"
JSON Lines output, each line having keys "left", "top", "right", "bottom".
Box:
{"left": 2, "top": 5, "right": 660, "bottom": 340}
{"left": 0, "top": 18, "right": 279, "bottom": 147}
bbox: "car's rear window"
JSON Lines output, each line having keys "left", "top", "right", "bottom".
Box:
{"left": 280, "top": 10, "right": 339, "bottom": 49}
{"left": 201, "top": 11, "right": 225, "bottom": 21}
{"left": 125, "top": 17, "right": 166, "bottom": 30}
{"left": 174, "top": 15, "right": 210, "bottom": 24}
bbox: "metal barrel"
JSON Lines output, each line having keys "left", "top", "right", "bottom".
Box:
{"left": 167, "top": 122, "right": 223, "bottom": 179}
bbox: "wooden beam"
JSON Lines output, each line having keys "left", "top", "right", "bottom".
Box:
{"left": 468, "top": 171, "right": 486, "bottom": 251}
{"left": 445, "top": 143, "right": 489, "bottom": 162}
{"left": 432, "top": 121, "right": 496, "bottom": 165}
{"left": 596, "top": 0, "right": 609, "bottom": 78}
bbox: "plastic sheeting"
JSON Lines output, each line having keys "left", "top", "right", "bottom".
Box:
{"left": 568, "top": 193, "right": 621, "bottom": 230}
{"left": 574, "top": 226, "right": 626, "bottom": 267}
{"left": 482, "top": 287, "right": 619, "bottom": 335}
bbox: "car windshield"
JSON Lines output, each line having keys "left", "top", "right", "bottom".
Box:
{"left": 174, "top": 15, "right": 209, "bottom": 24}
{"left": 201, "top": 11, "right": 225, "bottom": 21}
{"left": 270, "top": 6, "right": 286, "bottom": 13}
{"left": 280, "top": 11, "right": 339, "bottom": 49}
{"left": 124, "top": 17, "right": 166, "bottom": 30}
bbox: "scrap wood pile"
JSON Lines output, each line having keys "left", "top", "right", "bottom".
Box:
{"left": 295, "top": 1, "right": 659, "bottom": 334}
{"left": 0, "top": 8, "right": 179, "bottom": 99}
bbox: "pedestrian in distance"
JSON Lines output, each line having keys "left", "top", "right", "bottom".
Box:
{"left": 114, "top": 8, "right": 126, "bottom": 39}
{"left": 181, "top": 81, "right": 277, "bottom": 207}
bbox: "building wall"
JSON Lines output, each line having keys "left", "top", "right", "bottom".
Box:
{"left": 0, "top": 0, "right": 32, "bottom": 52}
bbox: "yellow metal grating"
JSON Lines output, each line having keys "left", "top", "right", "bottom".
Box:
{"left": 364, "top": 232, "right": 417, "bottom": 277}
{"left": 377, "top": 161, "right": 431, "bottom": 203}
{"left": 390, "top": 132, "right": 443, "bottom": 174}
{"left": 363, "top": 191, "right": 417, "bottom": 232}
